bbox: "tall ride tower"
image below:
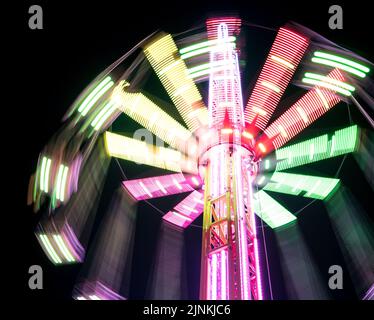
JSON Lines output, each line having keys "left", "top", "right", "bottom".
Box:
{"left": 199, "top": 22, "right": 263, "bottom": 300}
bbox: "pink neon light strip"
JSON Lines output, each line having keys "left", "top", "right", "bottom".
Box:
{"left": 247, "top": 178, "right": 263, "bottom": 300}
{"left": 122, "top": 174, "right": 202, "bottom": 200}
{"left": 162, "top": 190, "right": 204, "bottom": 228}
{"left": 206, "top": 17, "right": 241, "bottom": 40}
{"left": 207, "top": 247, "right": 228, "bottom": 300}
{"left": 210, "top": 253, "right": 218, "bottom": 299}
{"left": 234, "top": 152, "right": 250, "bottom": 300}
{"left": 244, "top": 27, "right": 309, "bottom": 132}
{"left": 220, "top": 249, "right": 228, "bottom": 299}
{"left": 259, "top": 69, "right": 344, "bottom": 152}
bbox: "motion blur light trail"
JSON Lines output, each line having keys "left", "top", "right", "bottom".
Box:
{"left": 326, "top": 187, "right": 374, "bottom": 297}
{"left": 147, "top": 222, "right": 186, "bottom": 299}
{"left": 73, "top": 188, "right": 136, "bottom": 300}
{"left": 28, "top": 14, "right": 373, "bottom": 300}
{"left": 34, "top": 139, "right": 110, "bottom": 265}
{"left": 275, "top": 226, "right": 329, "bottom": 299}
{"left": 354, "top": 129, "right": 374, "bottom": 190}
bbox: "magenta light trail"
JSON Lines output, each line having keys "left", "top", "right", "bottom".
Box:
{"left": 220, "top": 249, "right": 228, "bottom": 300}
{"left": 163, "top": 190, "right": 204, "bottom": 228}
{"left": 122, "top": 173, "right": 199, "bottom": 200}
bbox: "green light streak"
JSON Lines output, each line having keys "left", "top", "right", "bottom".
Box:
{"left": 304, "top": 72, "right": 356, "bottom": 92}
{"left": 275, "top": 125, "right": 359, "bottom": 171}
{"left": 33, "top": 164, "right": 39, "bottom": 201}
{"left": 187, "top": 63, "right": 211, "bottom": 74}
{"left": 77, "top": 77, "right": 111, "bottom": 112}
{"left": 309, "top": 143, "right": 314, "bottom": 160}
{"left": 91, "top": 101, "right": 116, "bottom": 131}
{"left": 39, "top": 234, "right": 62, "bottom": 264}
{"left": 302, "top": 77, "right": 352, "bottom": 96}
{"left": 53, "top": 235, "right": 75, "bottom": 262}
{"left": 59, "top": 166, "right": 69, "bottom": 202}
{"left": 39, "top": 157, "right": 47, "bottom": 192}
{"left": 188, "top": 63, "right": 235, "bottom": 79}
{"left": 95, "top": 105, "right": 117, "bottom": 131}
{"left": 254, "top": 191, "right": 296, "bottom": 229}
{"left": 179, "top": 36, "right": 236, "bottom": 54}
{"left": 81, "top": 81, "right": 114, "bottom": 116}
{"left": 187, "top": 60, "right": 235, "bottom": 75}
{"left": 311, "top": 57, "right": 366, "bottom": 78}
{"left": 314, "top": 51, "right": 370, "bottom": 73}
{"left": 44, "top": 158, "right": 51, "bottom": 192}
{"left": 264, "top": 159, "right": 270, "bottom": 170}
{"left": 257, "top": 176, "right": 266, "bottom": 185}
{"left": 264, "top": 172, "right": 340, "bottom": 200}
{"left": 78, "top": 76, "right": 114, "bottom": 115}
{"left": 55, "top": 165, "right": 64, "bottom": 201}
{"left": 180, "top": 42, "right": 236, "bottom": 60}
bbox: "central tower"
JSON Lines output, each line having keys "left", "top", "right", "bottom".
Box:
{"left": 199, "top": 22, "right": 263, "bottom": 300}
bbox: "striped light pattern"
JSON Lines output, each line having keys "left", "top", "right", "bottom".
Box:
{"left": 77, "top": 76, "right": 115, "bottom": 116}
{"left": 104, "top": 132, "right": 197, "bottom": 173}
{"left": 206, "top": 17, "right": 241, "bottom": 40}
{"left": 90, "top": 100, "right": 118, "bottom": 131}
{"left": 207, "top": 248, "right": 228, "bottom": 300}
{"left": 264, "top": 172, "right": 340, "bottom": 200}
{"left": 253, "top": 190, "right": 296, "bottom": 229}
{"left": 312, "top": 51, "right": 370, "bottom": 78}
{"left": 207, "top": 23, "right": 244, "bottom": 127}
{"left": 260, "top": 69, "right": 344, "bottom": 150}
{"left": 38, "top": 234, "right": 62, "bottom": 264}
{"left": 163, "top": 190, "right": 204, "bottom": 228}
{"left": 39, "top": 156, "right": 52, "bottom": 193}
{"left": 73, "top": 281, "right": 125, "bottom": 300}
{"left": 302, "top": 72, "right": 355, "bottom": 96}
{"left": 122, "top": 174, "right": 202, "bottom": 200}
{"left": 111, "top": 82, "right": 193, "bottom": 152}
{"left": 180, "top": 37, "right": 236, "bottom": 60}
{"left": 244, "top": 27, "right": 309, "bottom": 132}
{"left": 55, "top": 164, "right": 69, "bottom": 202}
{"left": 53, "top": 235, "right": 75, "bottom": 262}
{"left": 37, "top": 233, "right": 78, "bottom": 265}
{"left": 187, "top": 60, "right": 236, "bottom": 79}
{"left": 143, "top": 34, "right": 208, "bottom": 132}
{"left": 274, "top": 125, "right": 359, "bottom": 171}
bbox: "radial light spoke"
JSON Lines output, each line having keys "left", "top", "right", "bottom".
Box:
{"left": 253, "top": 190, "right": 296, "bottom": 229}
{"left": 272, "top": 125, "right": 359, "bottom": 171}
{"left": 104, "top": 132, "right": 198, "bottom": 173}
{"left": 257, "top": 69, "right": 345, "bottom": 153}
{"left": 122, "top": 174, "right": 203, "bottom": 200}
{"left": 264, "top": 172, "right": 340, "bottom": 200}
{"left": 163, "top": 190, "right": 204, "bottom": 228}
{"left": 244, "top": 27, "right": 309, "bottom": 135}
{"left": 143, "top": 34, "right": 208, "bottom": 132}
{"left": 111, "top": 81, "right": 194, "bottom": 153}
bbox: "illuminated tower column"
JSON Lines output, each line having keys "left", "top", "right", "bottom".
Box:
{"left": 199, "top": 23, "right": 263, "bottom": 300}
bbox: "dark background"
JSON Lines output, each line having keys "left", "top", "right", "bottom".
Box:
{"left": 10, "top": 0, "right": 373, "bottom": 302}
